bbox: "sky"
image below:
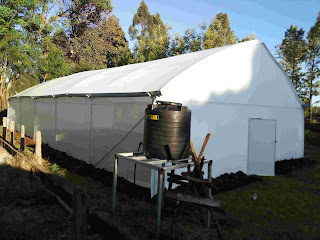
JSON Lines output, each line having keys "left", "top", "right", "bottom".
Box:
{"left": 111, "top": 0, "right": 320, "bottom": 103}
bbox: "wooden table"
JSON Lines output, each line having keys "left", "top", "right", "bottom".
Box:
{"left": 112, "top": 152, "right": 212, "bottom": 240}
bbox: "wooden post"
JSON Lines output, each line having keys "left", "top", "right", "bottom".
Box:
{"left": 197, "top": 133, "right": 211, "bottom": 162}
{"left": 20, "top": 125, "right": 25, "bottom": 151}
{"left": 35, "top": 130, "right": 42, "bottom": 165}
{"left": 72, "top": 187, "right": 87, "bottom": 240}
{"left": 9, "top": 121, "right": 15, "bottom": 147}
{"left": 2, "top": 117, "right": 7, "bottom": 140}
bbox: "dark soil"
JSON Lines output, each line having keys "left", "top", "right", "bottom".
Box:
{"left": 275, "top": 158, "right": 316, "bottom": 175}
{"left": 209, "top": 171, "right": 262, "bottom": 195}
{"left": 41, "top": 144, "right": 151, "bottom": 201}
{"left": 40, "top": 144, "right": 316, "bottom": 199}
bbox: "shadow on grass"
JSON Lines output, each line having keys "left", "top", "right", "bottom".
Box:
{"left": 0, "top": 164, "right": 71, "bottom": 240}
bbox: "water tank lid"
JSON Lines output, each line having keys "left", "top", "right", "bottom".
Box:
{"left": 156, "top": 101, "right": 182, "bottom": 106}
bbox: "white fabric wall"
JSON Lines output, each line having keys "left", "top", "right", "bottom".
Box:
{"left": 189, "top": 103, "right": 303, "bottom": 178}
{"left": 55, "top": 97, "right": 91, "bottom": 162}
{"left": 8, "top": 96, "right": 152, "bottom": 188}
{"left": 92, "top": 97, "right": 152, "bottom": 188}
{"left": 158, "top": 42, "right": 301, "bottom": 109}
{"left": 7, "top": 98, "right": 21, "bottom": 132}
{"left": 34, "top": 98, "right": 55, "bottom": 144}
{"left": 21, "top": 98, "right": 35, "bottom": 137}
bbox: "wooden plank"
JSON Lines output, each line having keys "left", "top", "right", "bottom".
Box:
{"left": 198, "top": 133, "right": 211, "bottom": 163}
{"left": 165, "top": 191, "right": 221, "bottom": 208}
{"left": 181, "top": 174, "right": 208, "bottom": 184}
{"left": 167, "top": 177, "right": 188, "bottom": 186}
{"left": 189, "top": 142, "right": 199, "bottom": 166}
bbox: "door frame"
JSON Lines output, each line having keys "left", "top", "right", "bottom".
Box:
{"left": 247, "top": 118, "right": 277, "bottom": 176}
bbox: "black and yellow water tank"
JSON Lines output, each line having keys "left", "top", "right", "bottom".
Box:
{"left": 143, "top": 101, "right": 191, "bottom": 159}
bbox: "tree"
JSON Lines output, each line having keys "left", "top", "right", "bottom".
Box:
{"left": 0, "top": 1, "right": 35, "bottom": 110}
{"left": 100, "top": 15, "right": 131, "bottom": 68}
{"left": 38, "top": 36, "right": 71, "bottom": 82}
{"left": 306, "top": 12, "right": 320, "bottom": 122}
{"left": 71, "top": 15, "right": 131, "bottom": 72}
{"left": 202, "top": 13, "right": 237, "bottom": 49}
{"left": 169, "top": 32, "right": 186, "bottom": 56}
{"left": 71, "top": 27, "right": 106, "bottom": 72}
{"left": 241, "top": 32, "right": 257, "bottom": 42}
{"left": 129, "top": 1, "right": 169, "bottom": 62}
{"left": 60, "top": 0, "right": 113, "bottom": 38}
{"left": 276, "top": 25, "right": 308, "bottom": 99}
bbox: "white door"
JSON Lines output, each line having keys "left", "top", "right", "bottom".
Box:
{"left": 248, "top": 119, "right": 276, "bottom": 176}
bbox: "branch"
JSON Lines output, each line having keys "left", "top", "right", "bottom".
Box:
{"left": 7, "top": 9, "right": 18, "bottom": 27}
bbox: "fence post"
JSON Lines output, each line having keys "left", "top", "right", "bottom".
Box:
{"left": 20, "top": 125, "right": 25, "bottom": 151}
{"left": 2, "top": 117, "right": 6, "bottom": 140}
{"left": 9, "top": 121, "right": 15, "bottom": 147}
{"left": 35, "top": 130, "right": 42, "bottom": 165}
{"left": 72, "top": 187, "right": 87, "bottom": 240}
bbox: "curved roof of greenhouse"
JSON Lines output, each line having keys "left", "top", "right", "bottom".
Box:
{"left": 13, "top": 40, "right": 303, "bottom": 108}
{"left": 13, "top": 42, "right": 237, "bottom": 98}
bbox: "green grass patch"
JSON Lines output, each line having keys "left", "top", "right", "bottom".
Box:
{"left": 217, "top": 175, "right": 320, "bottom": 239}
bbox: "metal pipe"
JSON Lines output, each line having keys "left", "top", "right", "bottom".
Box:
{"left": 208, "top": 160, "right": 212, "bottom": 198}
{"left": 156, "top": 170, "right": 164, "bottom": 240}
{"left": 112, "top": 156, "right": 118, "bottom": 214}
{"left": 207, "top": 160, "right": 213, "bottom": 228}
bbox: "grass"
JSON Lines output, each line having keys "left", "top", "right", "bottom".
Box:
{"left": 216, "top": 174, "right": 320, "bottom": 239}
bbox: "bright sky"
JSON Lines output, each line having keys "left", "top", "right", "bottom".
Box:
{"left": 111, "top": 0, "right": 320, "bottom": 104}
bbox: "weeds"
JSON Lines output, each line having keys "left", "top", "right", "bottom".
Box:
{"left": 50, "top": 163, "right": 60, "bottom": 175}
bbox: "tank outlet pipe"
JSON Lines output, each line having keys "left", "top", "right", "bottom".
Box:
{"left": 134, "top": 141, "right": 143, "bottom": 184}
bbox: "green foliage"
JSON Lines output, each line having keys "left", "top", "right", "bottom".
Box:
{"left": 169, "top": 32, "right": 186, "bottom": 56}
{"left": 305, "top": 13, "right": 320, "bottom": 115}
{"left": 129, "top": 1, "right": 169, "bottom": 62}
{"left": 276, "top": 25, "right": 308, "bottom": 98}
{"left": 203, "top": 13, "right": 238, "bottom": 49}
{"left": 50, "top": 163, "right": 60, "bottom": 175}
{"left": 70, "top": 15, "right": 131, "bottom": 71}
{"left": 100, "top": 15, "right": 131, "bottom": 68}
{"left": 169, "top": 19, "right": 207, "bottom": 56}
{"left": 71, "top": 27, "right": 106, "bottom": 71}
{"left": 241, "top": 32, "right": 257, "bottom": 42}
{"left": 0, "top": 0, "right": 114, "bottom": 107}
{"left": 63, "top": 0, "right": 113, "bottom": 37}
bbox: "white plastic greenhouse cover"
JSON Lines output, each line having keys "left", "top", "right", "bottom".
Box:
{"left": 8, "top": 40, "right": 305, "bottom": 197}
{"left": 15, "top": 43, "right": 231, "bottom": 97}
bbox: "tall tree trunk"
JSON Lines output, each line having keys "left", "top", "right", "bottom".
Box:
{"left": 0, "top": 56, "right": 8, "bottom": 111}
